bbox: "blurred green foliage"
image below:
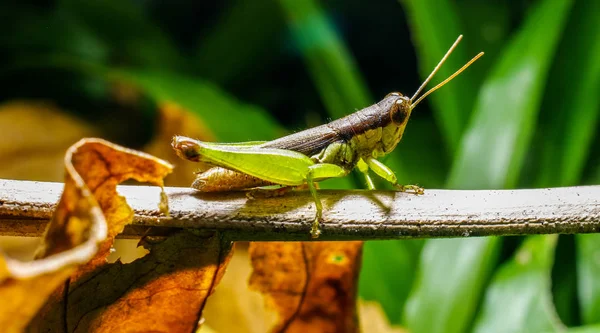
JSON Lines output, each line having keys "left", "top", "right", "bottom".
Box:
{"left": 1, "top": 0, "right": 599, "bottom": 332}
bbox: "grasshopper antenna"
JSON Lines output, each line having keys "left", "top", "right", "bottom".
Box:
{"left": 410, "top": 35, "right": 464, "bottom": 103}
{"left": 409, "top": 35, "right": 484, "bottom": 110}
{"left": 411, "top": 51, "right": 484, "bottom": 109}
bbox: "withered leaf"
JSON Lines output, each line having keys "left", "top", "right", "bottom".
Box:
{"left": 249, "top": 241, "right": 363, "bottom": 333}
{"left": 27, "top": 138, "right": 233, "bottom": 333}
{"left": 0, "top": 138, "right": 172, "bottom": 333}
{"left": 64, "top": 231, "right": 232, "bottom": 333}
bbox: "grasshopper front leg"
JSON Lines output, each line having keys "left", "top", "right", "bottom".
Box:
{"left": 363, "top": 157, "right": 424, "bottom": 194}
{"left": 356, "top": 159, "right": 376, "bottom": 190}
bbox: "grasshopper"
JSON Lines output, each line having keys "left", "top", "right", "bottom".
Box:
{"left": 172, "top": 35, "right": 483, "bottom": 238}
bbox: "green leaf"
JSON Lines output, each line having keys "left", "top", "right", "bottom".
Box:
{"left": 447, "top": 0, "right": 574, "bottom": 189}
{"left": 403, "top": 237, "right": 500, "bottom": 333}
{"left": 277, "top": 0, "right": 372, "bottom": 120}
{"left": 577, "top": 234, "right": 600, "bottom": 324}
{"left": 359, "top": 240, "right": 423, "bottom": 324}
{"left": 116, "top": 70, "right": 282, "bottom": 142}
{"left": 552, "top": 235, "right": 579, "bottom": 326}
{"left": 473, "top": 235, "right": 563, "bottom": 333}
{"left": 400, "top": 0, "right": 479, "bottom": 153}
{"left": 536, "top": 0, "right": 600, "bottom": 187}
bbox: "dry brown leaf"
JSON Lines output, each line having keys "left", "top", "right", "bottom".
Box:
{"left": 249, "top": 241, "right": 363, "bottom": 333}
{"left": 24, "top": 138, "right": 233, "bottom": 333}
{"left": 62, "top": 231, "right": 232, "bottom": 333}
{"left": 0, "top": 138, "right": 172, "bottom": 333}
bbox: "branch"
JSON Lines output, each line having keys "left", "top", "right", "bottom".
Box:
{"left": 1, "top": 179, "right": 599, "bottom": 241}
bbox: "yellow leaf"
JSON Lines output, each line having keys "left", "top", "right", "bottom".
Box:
{"left": 249, "top": 241, "right": 363, "bottom": 333}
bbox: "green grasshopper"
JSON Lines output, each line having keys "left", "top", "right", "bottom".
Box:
{"left": 172, "top": 35, "right": 483, "bottom": 238}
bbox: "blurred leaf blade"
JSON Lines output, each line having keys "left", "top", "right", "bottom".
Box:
{"left": 530, "top": 2, "right": 600, "bottom": 326}
{"left": 195, "top": 0, "right": 284, "bottom": 84}
{"left": 277, "top": 0, "right": 372, "bottom": 120}
{"left": 537, "top": 1, "right": 600, "bottom": 324}
{"left": 403, "top": 237, "right": 500, "bottom": 333}
{"left": 115, "top": 70, "right": 282, "bottom": 142}
{"left": 552, "top": 235, "right": 579, "bottom": 327}
{"left": 399, "top": 2, "right": 575, "bottom": 329}
{"left": 401, "top": 0, "right": 477, "bottom": 153}
{"left": 577, "top": 234, "right": 600, "bottom": 324}
{"left": 536, "top": 0, "right": 600, "bottom": 187}
{"left": 560, "top": 325, "right": 600, "bottom": 333}
{"left": 359, "top": 240, "right": 423, "bottom": 324}
{"left": 473, "top": 235, "right": 563, "bottom": 333}
{"left": 447, "top": 0, "right": 574, "bottom": 190}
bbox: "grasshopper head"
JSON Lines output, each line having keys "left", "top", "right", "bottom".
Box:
{"left": 172, "top": 136, "right": 202, "bottom": 161}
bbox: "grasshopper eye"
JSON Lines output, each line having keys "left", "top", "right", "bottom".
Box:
{"left": 390, "top": 98, "right": 410, "bottom": 125}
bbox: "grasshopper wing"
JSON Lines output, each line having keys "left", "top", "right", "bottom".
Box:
{"left": 196, "top": 141, "right": 319, "bottom": 186}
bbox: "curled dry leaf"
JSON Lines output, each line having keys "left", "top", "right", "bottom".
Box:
{"left": 249, "top": 241, "right": 363, "bottom": 333}
{"left": 26, "top": 138, "right": 233, "bottom": 333}
{"left": 0, "top": 138, "right": 172, "bottom": 333}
